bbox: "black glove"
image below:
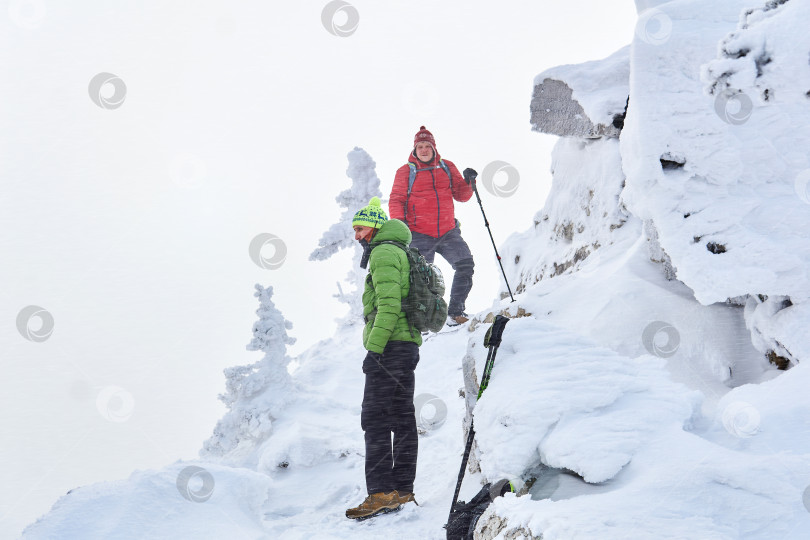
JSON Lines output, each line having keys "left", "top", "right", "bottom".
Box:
{"left": 463, "top": 168, "right": 478, "bottom": 185}
{"left": 365, "top": 350, "right": 383, "bottom": 362}
{"left": 362, "top": 350, "right": 383, "bottom": 373}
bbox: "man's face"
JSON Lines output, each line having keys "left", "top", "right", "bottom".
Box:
{"left": 415, "top": 141, "right": 434, "bottom": 162}
{"left": 353, "top": 225, "right": 375, "bottom": 242}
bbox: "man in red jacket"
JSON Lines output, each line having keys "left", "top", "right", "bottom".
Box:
{"left": 389, "top": 126, "right": 478, "bottom": 326}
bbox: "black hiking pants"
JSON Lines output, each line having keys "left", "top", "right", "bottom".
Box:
{"left": 410, "top": 223, "right": 474, "bottom": 317}
{"left": 361, "top": 340, "right": 420, "bottom": 495}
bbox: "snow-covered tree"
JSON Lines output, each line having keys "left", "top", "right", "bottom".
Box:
{"left": 310, "top": 147, "right": 383, "bottom": 325}
{"left": 202, "top": 284, "right": 296, "bottom": 462}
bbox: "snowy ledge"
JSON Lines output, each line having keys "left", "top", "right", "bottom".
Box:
{"left": 530, "top": 47, "right": 630, "bottom": 139}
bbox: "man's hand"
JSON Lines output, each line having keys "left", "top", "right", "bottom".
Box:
{"left": 463, "top": 168, "right": 478, "bottom": 186}
{"left": 365, "top": 351, "right": 383, "bottom": 363}
{"left": 362, "top": 350, "right": 384, "bottom": 374}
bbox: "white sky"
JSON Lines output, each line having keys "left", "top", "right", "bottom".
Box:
{"left": 0, "top": 1, "right": 638, "bottom": 536}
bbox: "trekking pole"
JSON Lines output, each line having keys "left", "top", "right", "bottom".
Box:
{"left": 449, "top": 342, "right": 495, "bottom": 510}
{"left": 471, "top": 182, "right": 515, "bottom": 303}
{"left": 447, "top": 315, "right": 510, "bottom": 526}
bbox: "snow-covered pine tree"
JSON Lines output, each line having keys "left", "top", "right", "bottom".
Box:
{"left": 309, "top": 147, "right": 383, "bottom": 325}
{"left": 201, "top": 284, "right": 296, "bottom": 462}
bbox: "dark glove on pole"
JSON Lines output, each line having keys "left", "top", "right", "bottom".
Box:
{"left": 463, "top": 167, "right": 478, "bottom": 186}
{"left": 364, "top": 351, "right": 383, "bottom": 362}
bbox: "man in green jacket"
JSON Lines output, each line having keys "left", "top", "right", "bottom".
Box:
{"left": 346, "top": 197, "right": 422, "bottom": 521}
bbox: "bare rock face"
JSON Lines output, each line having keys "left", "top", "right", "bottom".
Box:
{"left": 531, "top": 78, "right": 623, "bottom": 139}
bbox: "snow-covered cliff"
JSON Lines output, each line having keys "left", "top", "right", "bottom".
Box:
{"left": 476, "top": 0, "right": 810, "bottom": 537}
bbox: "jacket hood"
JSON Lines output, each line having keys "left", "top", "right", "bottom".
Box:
{"left": 371, "top": 218, "right": 412, "bottom": 246}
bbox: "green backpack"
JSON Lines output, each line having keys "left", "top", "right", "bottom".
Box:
{"left": 372, "top": 240, "right": 448, "bottom": 333}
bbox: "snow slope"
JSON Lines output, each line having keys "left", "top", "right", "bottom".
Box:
{"left": 21, "top": 465, "right": 272, "bottom": 539}
{"left": 26, "top": 222, "right": 810, "bottom": 539}
{"left": 23, "top": 319, "right": 484, "bottom": 540}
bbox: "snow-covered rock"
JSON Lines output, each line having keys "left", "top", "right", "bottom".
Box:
{"left": 501, "top": 137, "right": 628, "bottom": 291}
{"left": 477, "top": 361, "right": 810, "bottom": 539}
{"left": 476, "top": 0, "right": 810, "bottom": 537}
{"left": 469, "top": 317, "right": 700, "bottom": 485}
{"left": 530, "top": 47, "right": 629, "bottom": 139}
{"left": 622, "top": 0, "right": 810, "bottom": 307}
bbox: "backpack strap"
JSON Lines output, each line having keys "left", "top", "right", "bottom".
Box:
{"left": 406, "top": 160, "right": 452, "bottom": 195}
{"left": 372, "top": 239, "right": 407, "bottom": 251}
{"left": 404, "top": 164, "right": 417, "bottom": 223}
{"left": 437, "top": 159, "right": 451, "bottom": 181}
{"left": 407, "top": 163, "right": 418, "bottom": 195}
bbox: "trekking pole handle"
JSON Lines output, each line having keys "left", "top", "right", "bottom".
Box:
{"left": 484, "top": 314, "right": 509, "bottom": 348}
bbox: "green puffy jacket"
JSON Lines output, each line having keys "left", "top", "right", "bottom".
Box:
{"left": 362, "top": 219, "right": 423, "bottom": 353}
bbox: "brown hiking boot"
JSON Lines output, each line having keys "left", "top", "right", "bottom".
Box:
{"left": 345, "top": 491, "right": 401, "bottom": 520}
{"left": 394, "top": 490, "right": 419, "bottom": 506}
{"left": 447, "top": 312, "right": 469, "bottom": 327}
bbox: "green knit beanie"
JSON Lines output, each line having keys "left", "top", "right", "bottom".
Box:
{"left": 352, "top": 197, "right": 388, "bottom": 229}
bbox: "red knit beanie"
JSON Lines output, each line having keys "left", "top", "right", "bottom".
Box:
{"left": 413, "top": 125, "right": 436, "bottom": 149}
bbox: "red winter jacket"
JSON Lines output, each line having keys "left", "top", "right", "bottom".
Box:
{"left": 389, "top": 151, "right": 473, "bottom": 238}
